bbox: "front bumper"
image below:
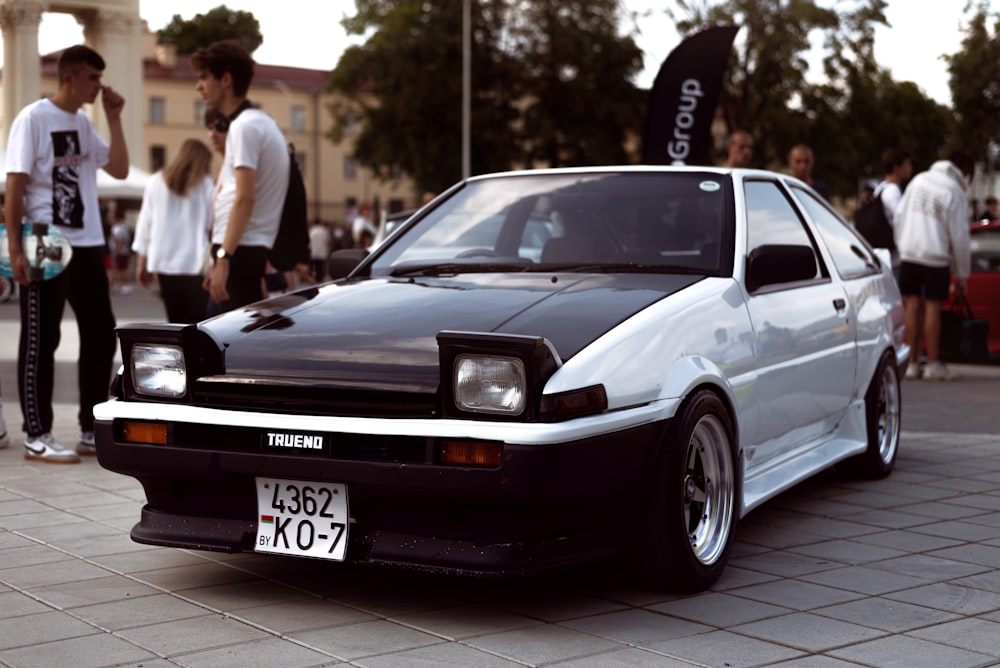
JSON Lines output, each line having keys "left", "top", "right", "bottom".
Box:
{"left": 95, "top": 415, "right": 667, "bottom": 577}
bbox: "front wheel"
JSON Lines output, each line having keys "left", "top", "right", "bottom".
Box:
{"left": 634, "top": 389, "right": 737, "bottom": 592}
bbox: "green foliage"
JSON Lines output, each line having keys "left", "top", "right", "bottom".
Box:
{"left": 157, "top": 5, "right": 263, "bottom": 55}
{"left": 329, "top": 0, "right": 643, "bottom": 195}
{"left": 947, "top": 4, "right": 1000, "bottom": 164}
{"left": 676, "top": 0, "right": 953, "bottom": 197}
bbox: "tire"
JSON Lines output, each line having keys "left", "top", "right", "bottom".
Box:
{"left": 635, "top": 389, "right": 737, "bottom": 592}
{"left": 841, "top": 352, "right": 901, "bottom": 479}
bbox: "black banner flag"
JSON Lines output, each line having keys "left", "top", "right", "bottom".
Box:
{"left": 641, "top": 26, "right": 739, "bottom": 166}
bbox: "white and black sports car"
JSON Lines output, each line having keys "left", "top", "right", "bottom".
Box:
{"left": 95, "top": 167, "right": 907, "bottom": 591}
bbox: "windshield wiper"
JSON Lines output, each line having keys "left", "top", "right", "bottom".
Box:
{"left": 538, "top": 263, "right": 708, "bottom": 275}
{"left": 390, "top": 261, "right": 532, "bottom": 277}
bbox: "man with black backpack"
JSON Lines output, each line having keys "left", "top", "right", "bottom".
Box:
{"left": 856, "top": 148, "right": 912, "bottom": 275}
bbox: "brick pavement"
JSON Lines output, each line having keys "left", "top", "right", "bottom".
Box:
{"left": 1, "top": 288, "right": 999, "bottom": 667}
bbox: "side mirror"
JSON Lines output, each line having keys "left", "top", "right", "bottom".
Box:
{"left": 746, "top": 244, "right": 817, "bottom": 292}
{"left": 328, "top": 248, "right": 368, "bottom": 279}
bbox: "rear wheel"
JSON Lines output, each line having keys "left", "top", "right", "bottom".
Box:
{"left": 841, "top": 353, "right": 900, "bottom": 479}
{"left": 635, "top": 389, "right": 737, "bottom": 592}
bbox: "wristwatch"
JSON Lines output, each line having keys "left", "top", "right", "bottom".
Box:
{"left": 215, "top": 247, "right": 235, "bottom": 262}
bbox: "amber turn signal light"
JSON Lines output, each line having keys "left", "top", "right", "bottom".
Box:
{"left": 122, "top": 421, "right": 168, "bottom": 445}
{"left": 439, "top": 439, "right": 503, "bottom": 467}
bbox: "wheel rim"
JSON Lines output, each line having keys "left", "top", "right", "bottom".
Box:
{"left": 0, "top": 278, "right": 13, "bottom": 303}
{"left": 683, "top": 414, "right": 734, "bottom": 565}
{"left": 877, "top": 364, "right": 901, "bottom": 464}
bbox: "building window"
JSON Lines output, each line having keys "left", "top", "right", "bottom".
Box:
{"left": 291, "top": 106, "right": 306, "bottom": 133}
{"left": 344, "top": 109, "right": 358, "bottom": 136}
{"left": 149, "top": 97, "right": 165, "bottom": 124}
{"left": 344, "top": 156, "right": 357, "bottom": 180}
{"left": 150, "top": 145, "right": 166, "bottom": 172}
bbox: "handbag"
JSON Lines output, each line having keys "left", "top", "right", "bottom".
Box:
{"left": 940, "top": 295, "right": 989, "bottom": 362}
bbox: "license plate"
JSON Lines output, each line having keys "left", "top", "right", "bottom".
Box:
{"left": 254, "top": 477, "right": 349, "bottom": 560}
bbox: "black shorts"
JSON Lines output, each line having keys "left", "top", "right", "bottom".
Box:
{"left": 897, "top": 261, "right": 951, "bottom": 301}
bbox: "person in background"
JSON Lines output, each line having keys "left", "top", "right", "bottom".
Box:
{"left": 876, "top": 148, "right": 913, "bottom": 230}
{"left": 132, "top": 138, "right": 214, "bottom": 323}
{"left": 3, "top": 44, "right": 128, "bottom": 463}
{"left": 894, "top": 150, "right": 975, "bottom": 382}
{"left": 108, "top": 212, "right": 133, "bottom": 292}
{"left": 309, "top": 220, "right": 331, "bottom": 281}
{"left": 352, "top": 201, "right": 377, "bottom": 248}
{"left": 724, "top": 130, "right": 754, "bottom": 168}
{"left": 193, "top": 40, "right": 289, "bottom": 312}
{"left": 979, "top": 196, "right": 999, "bottom": 221}
{"left": 788, "top": 144, "right": 830, "bottom": 201}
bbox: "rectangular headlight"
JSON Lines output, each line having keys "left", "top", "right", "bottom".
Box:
{"left": 454, "top": 355, "right": 526, "bottom": 415}
{"left": 131, "top": 344, "right": 187, "bottom": 398}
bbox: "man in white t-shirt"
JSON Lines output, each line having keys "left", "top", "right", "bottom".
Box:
{"left": 3, "top": 45, "right": 129, "bottom": 463}
{"left": 193, "top": 40, "right": 290, "bottom": 312}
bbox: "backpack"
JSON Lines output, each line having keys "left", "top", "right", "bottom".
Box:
{"left": 269, "top": 144, "right": 310, "bottom": 271}
{"left": 854, "top": 191, "right": 895, "bottom": 251}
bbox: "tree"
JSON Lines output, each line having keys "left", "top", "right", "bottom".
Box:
{"left": 328, "top": 0, "right": 644, "bottom": 195}
{"left": 672, "top": 0, "right": 841, "bottom": 168}
{"left": 947, "top": 4, "right": 1000, "bottom": 165}
{"left": 672, "top": 0, "right": 952, "bottom": 197}
{"left": 508, "top": 1, "right": 645, "bottom": 167}
{"left": 157, "top": 5, "right": 263, "bottom": 55}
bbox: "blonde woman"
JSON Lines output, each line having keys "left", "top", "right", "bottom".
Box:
{"left": 132, "top": 139, "right": 215, "bottom": 322}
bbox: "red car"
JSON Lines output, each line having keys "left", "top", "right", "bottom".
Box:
{"left": 949, "top": 220, "right": 1000, "bottom": 357}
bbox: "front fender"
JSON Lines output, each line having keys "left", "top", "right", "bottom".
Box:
{"left": 658, "top": 355, "right": 753, "bottom": 449}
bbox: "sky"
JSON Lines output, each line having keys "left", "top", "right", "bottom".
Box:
{"left": 0, "top": 0, "right": 987, "bottom": 107}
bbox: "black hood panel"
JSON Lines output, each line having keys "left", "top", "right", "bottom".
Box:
{"left": 201, "top": 273, "right": 701, "bottom": 392}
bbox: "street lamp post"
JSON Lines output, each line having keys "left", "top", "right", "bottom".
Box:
{"left": 462, "top": 0, "right": 471, "bottom": 179}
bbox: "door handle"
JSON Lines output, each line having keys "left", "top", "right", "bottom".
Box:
{"left": 833, "top": 298, "right": 846, "bottom": 311}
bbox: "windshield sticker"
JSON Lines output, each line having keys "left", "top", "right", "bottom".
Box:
{"left": 699, "top": 181, "right": 721, "bottom": 192}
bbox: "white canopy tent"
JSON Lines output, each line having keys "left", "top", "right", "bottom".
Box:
{"left": 0, "top": 147, "right": 149, "bottom": 199}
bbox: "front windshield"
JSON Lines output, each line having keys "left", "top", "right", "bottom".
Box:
{"left": 370, "top": 172, "right": 733, "bottom": 276}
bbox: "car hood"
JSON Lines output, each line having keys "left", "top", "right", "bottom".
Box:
{"left": 201, "top": 273, "right": 702, "bottom": 392}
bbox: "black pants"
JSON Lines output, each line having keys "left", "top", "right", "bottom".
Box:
{"left": 211, "top": 244, "right": 267, "bottom": 313}
{"left": 157, "top": 274, "right": 208, "bottom": 323}
{"left": 18, "top": 246, "right": 116, "bottom": 437}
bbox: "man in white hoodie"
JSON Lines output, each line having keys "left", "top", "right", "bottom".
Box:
{"left": 894, "top": 150, "right": 975, "bottom": 381}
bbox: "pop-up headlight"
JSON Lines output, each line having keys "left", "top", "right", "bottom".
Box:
{"left": 454, "top": 355, "right": 526, "bottom": 415}
{"left": 117, "top": 323, "right": 225, "bottom": 403}
{"left": 131, "top": 345, "right": 186, "bottom": 398}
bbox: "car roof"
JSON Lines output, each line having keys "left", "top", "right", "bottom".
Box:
{"left": 465, "top": 165, "right": 790, "bottom": 181}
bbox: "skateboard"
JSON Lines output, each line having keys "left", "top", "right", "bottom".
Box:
{"left": 0, "top": 223, "right": 73, "bottom": 281}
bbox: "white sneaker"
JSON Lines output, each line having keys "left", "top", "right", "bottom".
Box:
{"left": 923, "top": 362, "right": 955, "bottom": 382}
{"left": 76, "top": 431, "right": 97, "bottom": 456}
{"left": 904, "top": 363, "right": 921, "bottom": 380}
{"left": 24, "top": 433, "right": 81, "bottom": 463}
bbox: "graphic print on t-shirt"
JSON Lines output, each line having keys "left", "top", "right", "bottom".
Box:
{"left": 51, "top": 130, "right": 84, "bottom": 228}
